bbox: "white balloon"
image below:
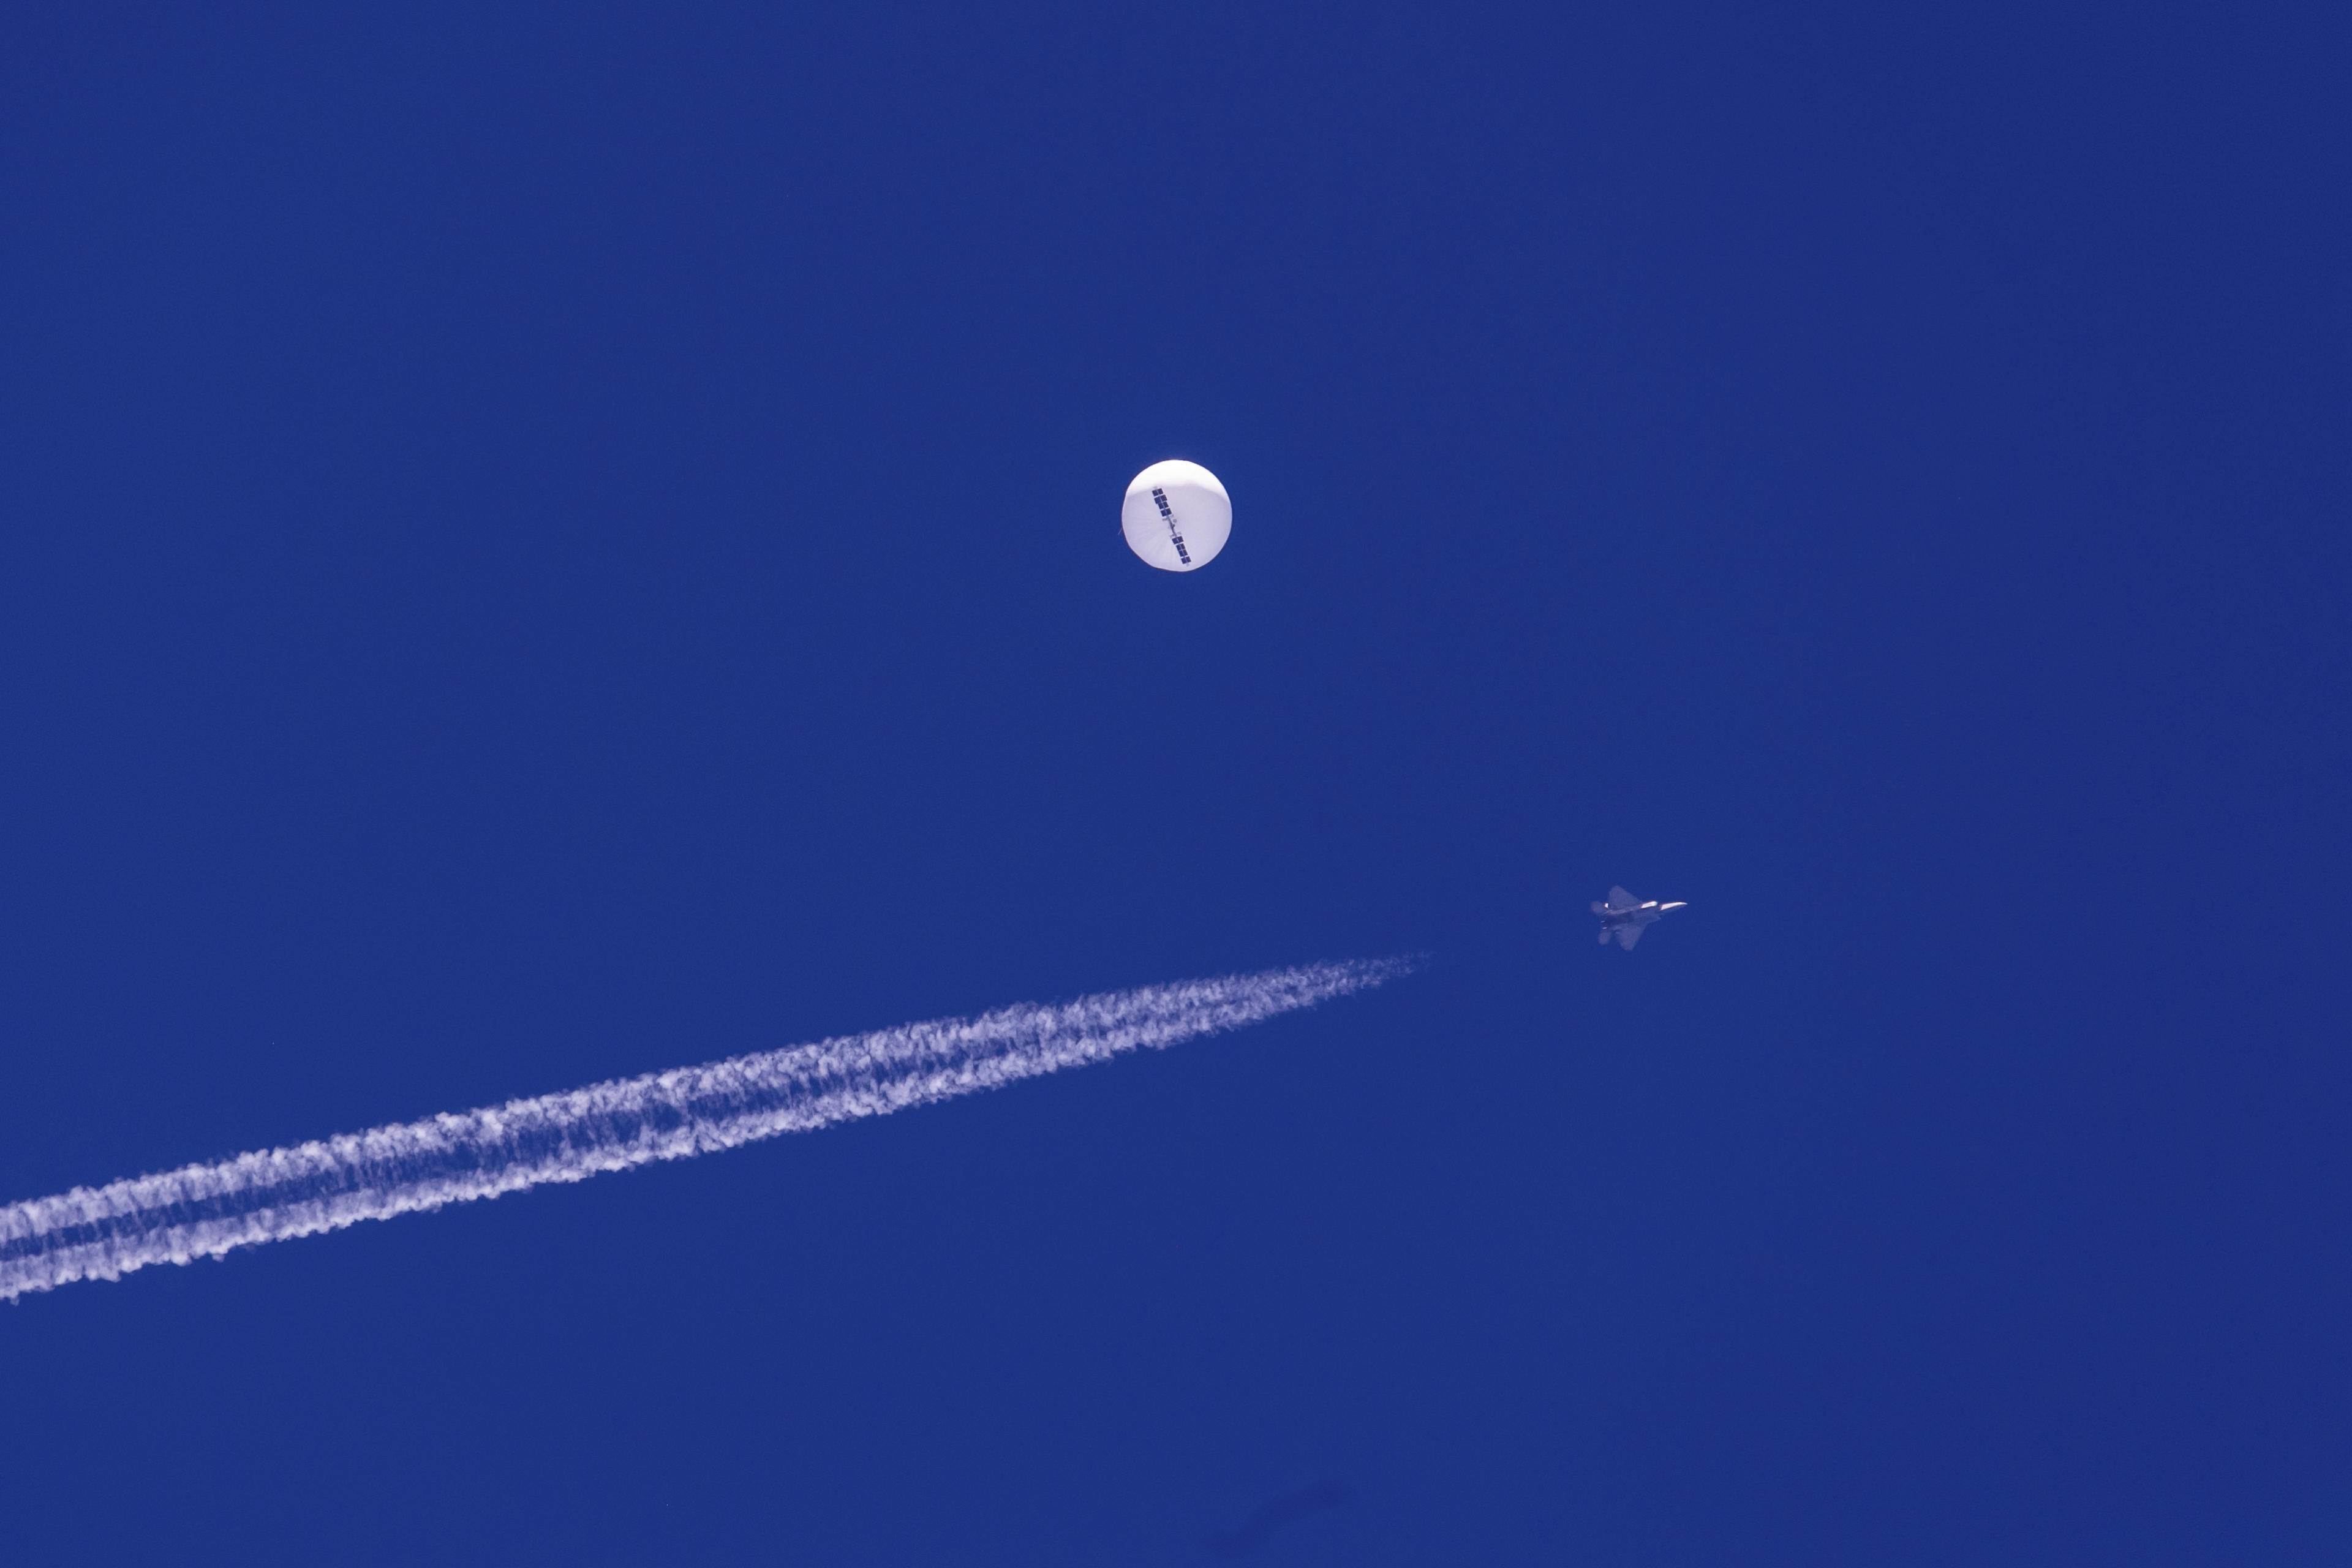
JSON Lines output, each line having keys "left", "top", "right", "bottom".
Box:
{"left": 1121, "top": 460, "right": 1231, "bottom": 572}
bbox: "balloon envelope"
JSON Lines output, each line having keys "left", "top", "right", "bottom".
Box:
{"left": 1121, "top": 461, "right": 1231, "bottom": 571}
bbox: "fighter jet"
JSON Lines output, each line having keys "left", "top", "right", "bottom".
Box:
{"left": 1593, "top": 887, "right": 1686, "bottom": 949}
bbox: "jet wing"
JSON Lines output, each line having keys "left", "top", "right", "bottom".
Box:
{"left": 1616, "top": 924, "right": 1644, "bottom": 950}
{"left": 1605, "top": 886, "right": 1642, "bottom": 912}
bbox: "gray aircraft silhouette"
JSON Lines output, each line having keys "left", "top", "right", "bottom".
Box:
{"left": 1593, "top": 887, "right": 1686, "bottom": 949}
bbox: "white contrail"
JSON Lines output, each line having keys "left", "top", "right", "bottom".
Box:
{"left": 0, "top": 958, "right": 1411, "bottom": 1303}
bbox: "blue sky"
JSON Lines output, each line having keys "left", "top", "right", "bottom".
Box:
{"left": 2, "top": 3, "right": 2346, "bottom": 1562}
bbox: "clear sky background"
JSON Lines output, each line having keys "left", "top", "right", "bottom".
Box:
{"left": 2, "top": 4, "right": 2346, "bottom": 1562}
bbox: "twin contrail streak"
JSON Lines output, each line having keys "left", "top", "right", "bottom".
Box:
{"left": 0, "top": 959, "right": 1411, "bottom": 1303}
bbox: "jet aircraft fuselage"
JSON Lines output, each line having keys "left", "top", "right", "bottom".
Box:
{"left": 1593, "top": 887, "right": 1686, "bottom": 949}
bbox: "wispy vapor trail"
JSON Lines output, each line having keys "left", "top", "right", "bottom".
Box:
{"left": 1, "top": 959, "right": 1410, "bottom": 1303}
